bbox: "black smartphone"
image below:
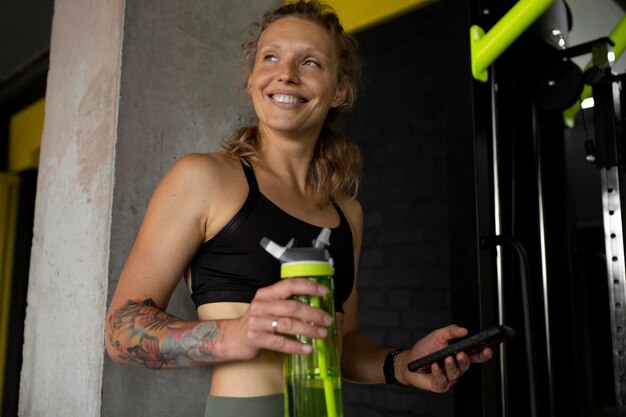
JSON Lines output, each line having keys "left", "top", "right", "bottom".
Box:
{"left": 407, "top": 325, "right": 515, "bottom": 372}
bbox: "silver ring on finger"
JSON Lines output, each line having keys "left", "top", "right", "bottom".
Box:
{"left": 271, "top": 318, "right": 279, "bottom": 333}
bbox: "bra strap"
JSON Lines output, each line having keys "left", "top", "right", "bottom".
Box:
{"left": 240, "top": 160, "right": 260, "bottom": 196}
{"left": 332, "top": 201, "right": 350, "bottom": 230}
{"left": 213, "top": 160, "right": 259, "bottom": 241}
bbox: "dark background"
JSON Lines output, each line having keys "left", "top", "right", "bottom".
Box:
{"left": 3, "top": 0, "right": 626, "bottom": 416}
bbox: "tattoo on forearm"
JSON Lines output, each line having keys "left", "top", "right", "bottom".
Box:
{"left": 108, "top": 298, "right": 220, "bottom": 370}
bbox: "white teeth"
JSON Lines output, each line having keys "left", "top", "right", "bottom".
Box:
{"left": 272, "top": 94, "right": 302, "bottom": 104}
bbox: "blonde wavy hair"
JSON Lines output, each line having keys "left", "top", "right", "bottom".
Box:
{"left": 222, "top": 0, "right": 363, "bottom": 206}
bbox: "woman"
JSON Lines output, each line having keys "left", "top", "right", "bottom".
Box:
{"left": 105, "top": 1, "right": 492, "bottom": 415}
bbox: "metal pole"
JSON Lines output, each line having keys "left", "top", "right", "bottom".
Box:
{"left": 532, "top": 105, "right": 556, "bottom": 417}
{"left": 590, "top": 41, "right": 626, "bottom": 415}
{"left": 489, "top": 68, "right": 509, "bottom": 417}
{"left": 601, "top": 167, "right": 626, "bottom": 416}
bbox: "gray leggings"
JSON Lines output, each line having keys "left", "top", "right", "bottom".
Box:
{"left": 204, "top": 394, "right": 284, "bottom": 417}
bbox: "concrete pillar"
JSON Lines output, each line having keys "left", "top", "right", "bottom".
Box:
{"left": 18, "top": 0, "right": 124, "bottom": 415}
{"left": 19, "top": 1, "right": 276, "bottom": 416}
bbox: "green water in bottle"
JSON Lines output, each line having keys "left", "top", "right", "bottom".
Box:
{"left": 260, "top": 228, "right": 343, "bottom": 417}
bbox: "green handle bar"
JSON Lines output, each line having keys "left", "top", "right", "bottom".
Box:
{"left": 471, "top": 0, "right": 555, "bottom": 82}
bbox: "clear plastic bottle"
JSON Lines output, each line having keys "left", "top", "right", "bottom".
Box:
{"left": 261, "top": 228, "right": 343, "bottom": 417}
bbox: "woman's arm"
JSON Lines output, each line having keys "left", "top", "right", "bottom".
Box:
{"left": 106, "top": 297, "right": 221, "bottom": 369}
{"left": 338, "top": 197, "right": 492, "bottom": 391}
{"left": 336, "top": 196, "right": 384, "bottom": 382}
{"left": 105, "top": 153, "right": 332, "bottom": 369}
{"left": 107, "top": 280, "right": 332, "bottom": 369}
{"left": 105, "top": 153, "right": 211, "bottom": 368}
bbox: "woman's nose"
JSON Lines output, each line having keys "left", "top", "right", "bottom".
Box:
{"left": 277, "top": 61, "right": 299, "bottom": 84}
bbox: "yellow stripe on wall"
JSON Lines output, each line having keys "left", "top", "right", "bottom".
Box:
{"left": 325, "top": 0, "right": 439, "bottom": 32}
{"left": 9, "top": 98, "right": 44, "bottom": 172}
{"left": 0, "top": 173, "right": 19, "bottom": 413}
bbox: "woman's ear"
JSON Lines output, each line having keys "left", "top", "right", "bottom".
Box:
{"left": 330, "top": 80, "right": 348, "bottom": 108}
{"left": 246, "top": 74, "right": 252, "bottom": 95}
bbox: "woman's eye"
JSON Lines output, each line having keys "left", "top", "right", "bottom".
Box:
{"left": 263, "top": 55, "right": 278, "bottom": 62}
{"left": 303, "top": 59, "right": 320, "bottom": 68}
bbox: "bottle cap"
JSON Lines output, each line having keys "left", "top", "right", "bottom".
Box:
{"left": 260, "top": 228, "right": 335, "bottom": 278}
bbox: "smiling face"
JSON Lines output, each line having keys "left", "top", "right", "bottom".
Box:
{"left": 246, "top": 17, "right": 347, "bottom": 142}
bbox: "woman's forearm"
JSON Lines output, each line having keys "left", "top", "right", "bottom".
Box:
{"left": 106, "top": 298, "right": 223, "bottom": 370}
{"left": 341, "top": 331, "right": 390, "bottom": 384}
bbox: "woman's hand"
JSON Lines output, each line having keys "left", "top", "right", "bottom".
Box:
{"left": 394, "top": 324, "right": 493, "bottom": 393}
{"left": 218, "top": 278, "right": 334, "bottom": 361}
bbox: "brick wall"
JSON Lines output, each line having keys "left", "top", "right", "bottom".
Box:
{"left": 342, "top": 2, "right": 455, "bottom": 416}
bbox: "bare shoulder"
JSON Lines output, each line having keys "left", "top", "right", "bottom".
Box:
{"left": 165, "top": 151, "right": 240, "bottom": 186}
{"left": 336, "top": 194, "right": 363, "bottom": 241}
{"left": 336, "top": 194, "right": 363, "bottom": 224}
{"left": 154, "top": 152, "right": 242, "bottom": 200}
{"left": 159, "top": 152, "right": 247, "bottom": 240}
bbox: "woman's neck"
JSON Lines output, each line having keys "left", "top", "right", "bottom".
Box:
{"left": 256, "top": 128, "right": 318, "bottom": 195}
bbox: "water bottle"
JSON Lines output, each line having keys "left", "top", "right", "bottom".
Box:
{"left": 260, "top": 228, "right": 343, "bottom": 417}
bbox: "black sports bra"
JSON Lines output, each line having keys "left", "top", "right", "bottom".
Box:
{"left": 188, "top": 161, "right": 355, "bottom": 313}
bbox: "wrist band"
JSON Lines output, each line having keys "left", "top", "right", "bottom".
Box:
{"left": 383, "top": 348, "right": 410, "bottom": 387}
